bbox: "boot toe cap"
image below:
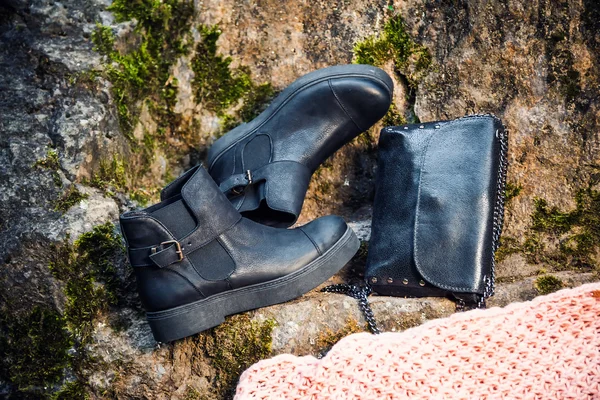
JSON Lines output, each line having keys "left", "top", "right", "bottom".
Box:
{"left": 300, "top": 215, "right": 349, "bottom": 255}
{"left": 330, "top": 70, "right": 393, "bottom": 130}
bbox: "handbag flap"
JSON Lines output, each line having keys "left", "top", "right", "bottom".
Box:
{"left": 413, "top": 116, "right": 501, "bottom": 294}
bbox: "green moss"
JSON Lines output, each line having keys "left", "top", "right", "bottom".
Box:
{"left": 192, "top": 26, "right": 252, "bottom": 114}
{"left": 354, "top": 35, "right": 392, "bottom": 66}
{"left": 503, "top": 184, "right": 600, "bottom": 270}
{"left": 52, "top": 381, "right": 90, "bottom": 400}
{"left": 220, "top": 82, "right": 274, "bottom": 133}
{"left": 49, "top": 223, "right": 124, "bottom": 343}
{"left": 0, "top": 306, "right": 72, "bottom": 395}
{"left": 199, "top": 314, "right": 275, "bottom": 398}
{"left": 238, "top": 83, "right": 275, "bottom": 122}
{"left": 504, "top": 182, "right": 523, "bottom": 202}
{"left": 220, "top": 82, "right": 275, "bottom": 133}
{"left": 75, "top": 223, "right": 124, "bottom": 294}
{"left": 92, "top": 1, "right": 271, "bottom": 196}
{"left": 129, "top": 189, "right": 152, "bottom": 206}
{"left": 191, "top": 26, "right": 276, "bottom": 135}
{"left": 495, "top": 236, "right": 521, "bottom": 262}
{"left": 521, "top": 232, "right": 546, "bottom": 264}
{"left": 219, "top": 113, "right": 239, "bottom": 133}
{"left": 184, "top": 387, "right": 207, "bottom": 400}
{"left": 354, "top": 15, "right": 432, "bottom": 88}
{"left": 143, "top": 129, "right": 158, "bottom": 154}
{"left": 62, "top": 277, "right": 110, "bottom": 342}
{"left": 381, "top": 103, "right": 407, "bottom": 127}
{"left": 535, "top": 275, "right": 563, "bottom": 295}
{"left": 316, "top": 318, "right": 364, "bottom": 357}
{"left": 90, "top": 24, "right": 115, "bottom": 55}
{"left": 35, "top": 148, "right": 60, "bottom": 170}
{"left": 531, "top": 198, "right": 576, "bottom": 234}
{"left": 87, "top": 156, "right": 127, "bottom": 192}
{"left": 92, "top": 0, "right": 194, "bottom": 139}
{"left": 35, "top": 149, "right": 62, "bottom": 186}
{"left": 351, "top": 123, "right": 378, "bottom": 152}
{"left": 0, "top": 223, "right": 123, "bottom": 398}
{"left": 54, "top": 186, "right": 89, "bottom": 213}
{"left": 531, "top": 187, "right": 600, "bottom": 268}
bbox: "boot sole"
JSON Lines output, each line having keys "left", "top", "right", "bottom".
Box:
{"left": 207, "top": 64, "right": 393, "bottom": 170}
{"left": 146, "top": 225, "right": 360, "bottom": 342}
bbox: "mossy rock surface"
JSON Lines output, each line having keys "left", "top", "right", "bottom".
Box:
{"left": 1, "top": 0, "right": 599, "bottom": 398}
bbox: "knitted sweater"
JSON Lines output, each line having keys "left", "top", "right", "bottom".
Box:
{"left": 235, "top": 282, "right": 600, "bottom": 399}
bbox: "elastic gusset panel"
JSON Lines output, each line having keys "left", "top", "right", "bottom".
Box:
{"left": 187, "top": 239, "right": 236, "bottom": 281}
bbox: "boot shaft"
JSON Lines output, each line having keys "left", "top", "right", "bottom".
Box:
{"left": 120, "top": 165, "right": 240, "bottom": 250}
{"left": 120, "top": 166, "right": 241, "bottom": 311}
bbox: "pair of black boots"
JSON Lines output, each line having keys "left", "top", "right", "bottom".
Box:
{"left": 120, "top": 65, "right": 394, "bottom": 342}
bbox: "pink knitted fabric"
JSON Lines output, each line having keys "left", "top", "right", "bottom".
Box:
{"left": 235, "top": 283, "right": 600, "bottom": 399}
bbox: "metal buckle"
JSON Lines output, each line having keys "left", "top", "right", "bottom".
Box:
{"left": 156, "top": 240, "right": 183, "bottom": 262}
{"left": 231, "top": 186, "right": 244, "bottom": 196}
{"left": 230, "top": 170, "right": 253, "bottom": 196}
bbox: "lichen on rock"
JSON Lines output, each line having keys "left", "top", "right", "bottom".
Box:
{"left": 53, "top": 185, "right": 89, "bottom": 213}
{"left": 92, "top": 0, "right": 194, "bottom": 140}
{"left": 34, "top": 148, "right": 63, "bottom": 187}
{"left": 0, "top": 306, "right": 72, "bottom": 395}
{"left": 194, "top": 314, "right": 276, "bottom": 398}
{"left": 498, "top": 183, "right": 600, "bottom": 273}
{"left": 535, "top": 275, "right": 564, "bottom": 295}
{"left": 1, "top": 0, "right": 600, "bottom": 398}
{"left": 190, "top": 25, "right": 275, "bottom": 135}
{"left": 316, "top": 318, "right": 365, "bottom": 357}
{"left": 0, "top": 222, "right": 128, "bottom": 397}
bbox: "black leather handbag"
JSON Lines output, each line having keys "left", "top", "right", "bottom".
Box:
{"left": 365, "top": 115, "right": 508, "bottom": 307}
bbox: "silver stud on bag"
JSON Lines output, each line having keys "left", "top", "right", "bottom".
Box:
{"left": 371, "top": 277, "right": 378, "bottom": 284}
{"left": 419, "top": 125, "right": 424, "bottom": 129}
{"left": 387, "top": 277, "right": 393, "bottom": 283}
{"left": 402, "top": 278, "right": 409, "bottom": 285}
{"left": 419, "top": 280, "right": 426, "bottom": 287}
{"left": 403, "top": 126, "right": 409, "bottom": 130}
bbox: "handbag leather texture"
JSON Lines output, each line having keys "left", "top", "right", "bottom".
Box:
{"left": 365, "top": 115, "right": 508, "bottom": 304}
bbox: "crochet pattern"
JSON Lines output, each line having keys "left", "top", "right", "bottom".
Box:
{"left": 235, "top": 283, "right": 600, "bottom": 399}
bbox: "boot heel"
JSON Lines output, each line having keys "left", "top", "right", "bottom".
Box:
{"left": 236, "top": 161, "right": 312, "bottom": 227}
{"left": 263, "top": 161, "right": 311, "bottom": 223}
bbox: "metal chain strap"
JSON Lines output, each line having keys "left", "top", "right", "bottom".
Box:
{"left": 324, "top": 114, "right": 510, "bottom": 320}
{"left": 475, "top": 119, "right": 509, "bottom": 310}
{"left": 321, "top": 284, "right": 381, "bottom": 334}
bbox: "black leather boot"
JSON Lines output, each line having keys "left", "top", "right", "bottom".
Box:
{"left": 207, "top": 64, "right": 393, "bottom": 228}
{"left": 120, "top": 165, "right": 359, "bottom": 342}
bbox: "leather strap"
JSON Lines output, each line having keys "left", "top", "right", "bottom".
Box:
{"left": 219, "top": 171, "right": 253, "bottom": 194}
{"left": 219, "top": 161, "right": 309, "bottom": 194}
{"left": 128, "top": 213, "right": 241, "bottom": 268}
{"left": 128, "top": 240, "right": 183, "bottom": 268}
{"left": 128, "top": 243, "right": 174, "bottom": 268}
{"left": 127, "top": 166, "right": 242, "bottom": 268}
